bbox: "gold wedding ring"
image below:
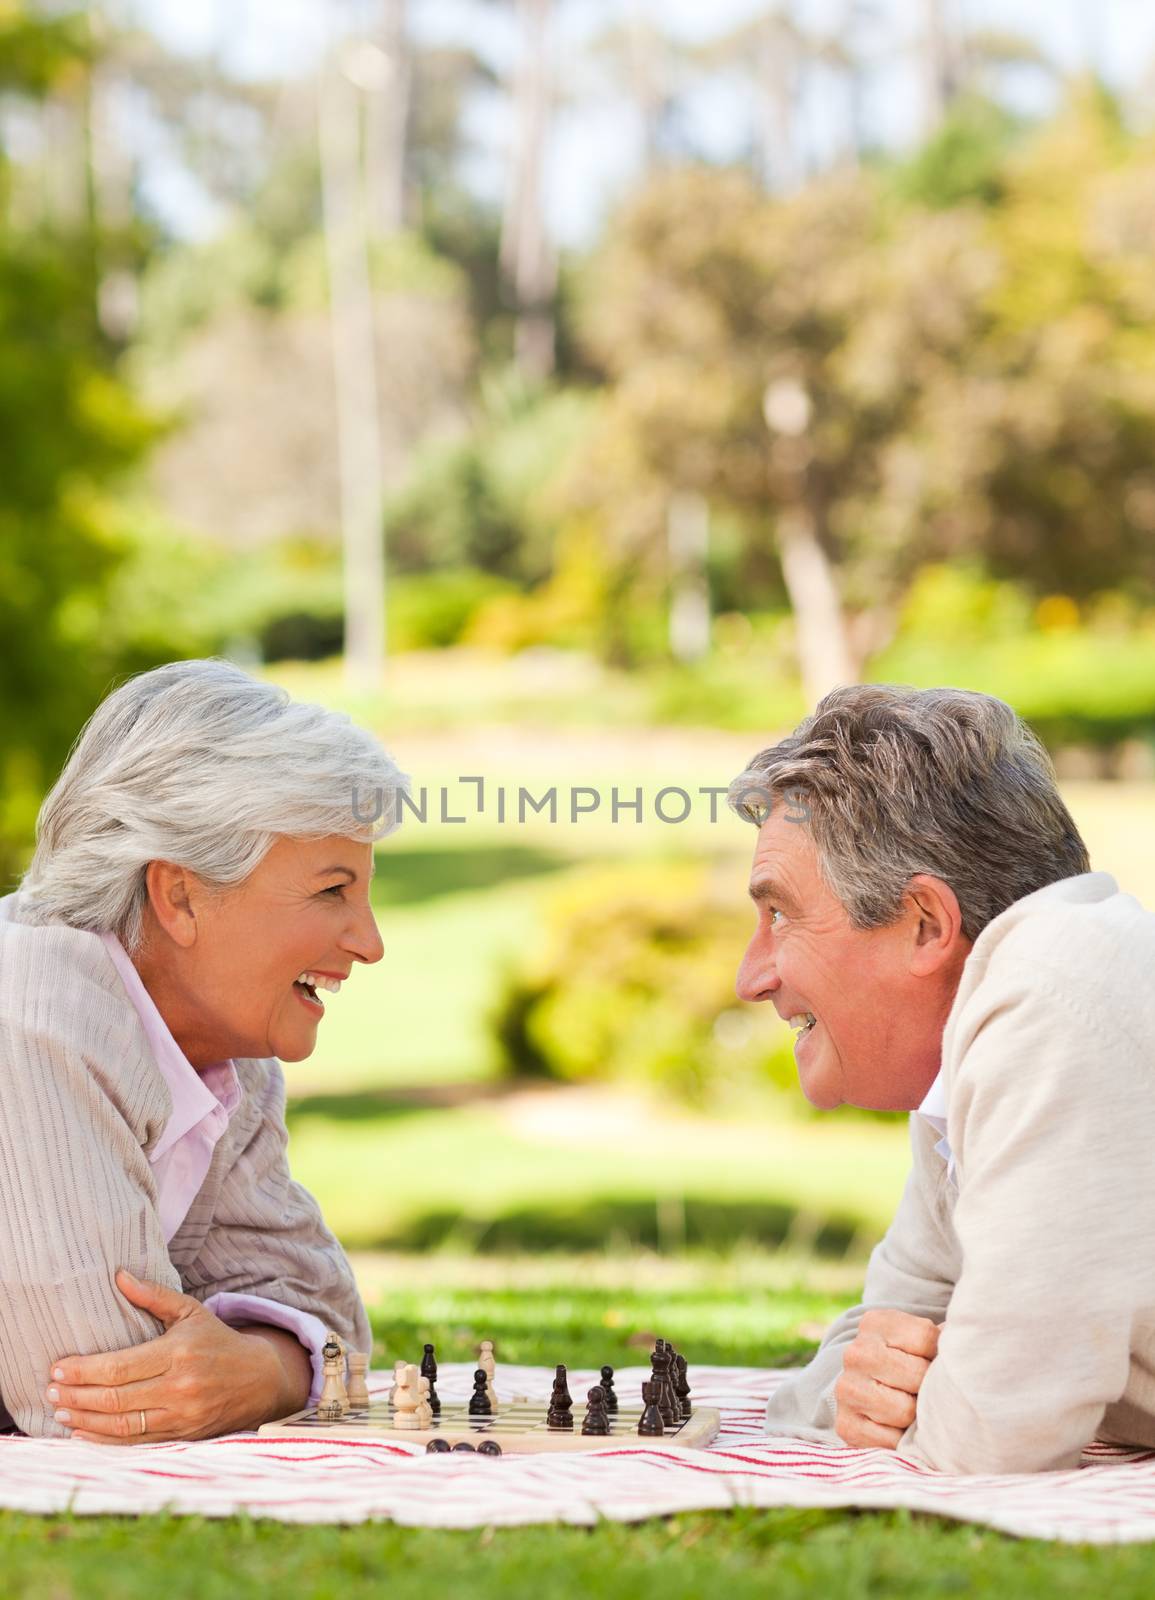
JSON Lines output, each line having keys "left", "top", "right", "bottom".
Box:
{"left": 139, "top": 1409, "right": 147, "bottom": 1437}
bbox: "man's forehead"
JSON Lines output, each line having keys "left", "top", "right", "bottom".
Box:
{"left": 748, "top": 812, "right": 816, "bottom": 895}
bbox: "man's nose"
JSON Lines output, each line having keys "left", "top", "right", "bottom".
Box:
{"left": 735, "top": 934, "right": 780, "bottom": 1004}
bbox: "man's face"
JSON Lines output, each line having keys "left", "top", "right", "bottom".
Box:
{"left": 735, "top": 808, "right": 953, "bottom": 1111}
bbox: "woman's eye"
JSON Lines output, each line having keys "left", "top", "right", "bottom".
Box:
{"left": 323, "top": 885, "right": 345, "bottom": 898}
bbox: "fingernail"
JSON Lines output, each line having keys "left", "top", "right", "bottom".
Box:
{"left": 46, "top": 1387, "right": 59, "bottom": 1403}
{"left": 119, "top": 1270, "right": 140, "bottom": 1287}
{"left": 52, "top": 1368, "right": 65, "bottom": 1381}
{"left": 54, "top": 1409, "right": 71, "bottom": 1424}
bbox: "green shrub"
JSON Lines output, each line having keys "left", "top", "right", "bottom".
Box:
{"left": 491, "top": 861, "right": 798, "bottom": 1104}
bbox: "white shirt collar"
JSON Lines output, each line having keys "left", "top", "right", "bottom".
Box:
{"left": 917, "top": 1067, "right": 956, "bottom": 1186}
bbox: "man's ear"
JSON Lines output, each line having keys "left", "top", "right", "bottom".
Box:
{"left": 143, "top": 860, "right": 199, "bottom": 949}
{"left": 904, "top": 873, "right": 968, "bottom": 976}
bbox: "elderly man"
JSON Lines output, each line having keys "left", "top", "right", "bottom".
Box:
{"left": 0, "top": 658, "right": 403, "bottom": 1440}
{"left": 729, "top": 683, "right": 1155, "bottom": 1475}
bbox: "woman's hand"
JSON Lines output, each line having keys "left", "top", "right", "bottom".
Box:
{"left": 45, "top": 1270, "right": 312, "bottom": 1443}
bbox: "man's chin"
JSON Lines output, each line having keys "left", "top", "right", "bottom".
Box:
{"left": 797, "top": 1059, "right": 843, "bottom": 1111}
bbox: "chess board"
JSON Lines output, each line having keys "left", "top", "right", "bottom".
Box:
{"left": 259, "top": 1398, "right": 721, "bottom": 1454}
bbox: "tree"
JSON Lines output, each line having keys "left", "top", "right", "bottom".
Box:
{"left": 0, "top": 3, "right": 156, "bottom": 884}
{"left": 497, "top": 0, "right": 558, "bottom": 379}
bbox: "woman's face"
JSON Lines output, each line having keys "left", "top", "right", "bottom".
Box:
{"left": 143, "top": 834, "right": 385, "bottom": 1067}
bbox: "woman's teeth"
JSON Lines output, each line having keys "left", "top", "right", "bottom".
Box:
{"left": 789, "top": 1012, "right": 817, "bottom": 1034}
{"left": 295, "top": 972, "right": 343, "bottom": 994}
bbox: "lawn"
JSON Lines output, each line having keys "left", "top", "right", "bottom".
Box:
{"left": 4, "top": 1262, "right": 1155, "bottom": 1599}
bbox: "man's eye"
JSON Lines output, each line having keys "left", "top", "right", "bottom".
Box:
{"left": 769, "top": 908, "right": 787, "bottom": 928}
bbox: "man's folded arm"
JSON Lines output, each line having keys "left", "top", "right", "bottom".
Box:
{"left": 899, "top": 967, "right": 1148, "bottom": 1475}
{"left": 0, "top": 1015, "right": 180, "bottom": 1436}
{"left": 766, "top": 1115, "right": 959, "bottom": 1442}
{"left": 180, "top": 1060, "right": 371, "bottom": 1398}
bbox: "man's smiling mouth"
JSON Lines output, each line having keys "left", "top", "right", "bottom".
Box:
{"left": 789, "top": 1012, "right": 817, "bottom": 1036}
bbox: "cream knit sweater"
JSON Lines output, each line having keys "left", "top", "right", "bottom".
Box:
{"left": 0, "top": 894, "right": 370, "bottom": 1437}
{"left": 765, "top": 870, "right": 1155, "bottom": 1474}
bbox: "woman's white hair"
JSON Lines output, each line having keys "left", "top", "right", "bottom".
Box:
{"left": 18, "top": 658, "right": 408, "bottom": 957}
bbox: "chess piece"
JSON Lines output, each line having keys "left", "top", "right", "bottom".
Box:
{"left": 547, "top": 1364, "right": 573, "bottom": 1429}
{"left": 316, "top": 1332, "right": 348, "bottom": 1420}
{"left": 452, "top": 1441, "right": 476, "bottom": 1452}
{"left": 414, "top": 1374, "right": 434, "bottom": 1428}
{"left": 477, "top": 1439, "right": 503, "bottom": 1456}
{"left": 599, "top": 1364, "right": 618, "bottom": 1413}
{"left": 426, "top": 1437, "right": 451, "bottom": 1453}
{"left": 637, "top": 1380, "right": 664, "bottom": 1436}
{"left": 388, "top": 1359, "right": 407, "bottom": 1404}
{"left": 346, "top": 1352, "right": 370, "bottom": 1410}
{"left": 674, "top": 1352, "right": 692, "bottom": 1418}
{"left": 582, "top": 1384, "right": 611, "bottom": 1436}
{"left": 468, "top": 1368, "right": 493, "bottom": 1416}
{"left": 478, "top": 1339, "right": 500, "bottom": 1409}
{"left": 392, "top": 1363, "right": 423, "bottom": 1429}
{"left": 652, "top": 1343, "right": 679, "bottom": 1428}
{"left": 421, "top": 1343, "right": 441, "bottom": 1415}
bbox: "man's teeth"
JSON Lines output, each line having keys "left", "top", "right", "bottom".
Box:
{"left": 295, "top": 972, "right": 343, "bottom": 994}
{"left": 788, "top": 1013, "right": 817, "bottom": 1033}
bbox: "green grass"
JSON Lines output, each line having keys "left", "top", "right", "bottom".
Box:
{"left": 4, "top": 1269, "right": 1154, "bottom": 1597}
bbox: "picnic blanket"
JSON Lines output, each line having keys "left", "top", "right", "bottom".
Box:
{"left": 1, "top": 1365, "right": 1154, "bottom": 1543}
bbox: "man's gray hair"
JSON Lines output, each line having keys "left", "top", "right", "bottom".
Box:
{"left": 728, "top": 684, "right": 1089, "bottom": 941}
{"left": 18, "top": 658, "right": 408, "bottom": 957}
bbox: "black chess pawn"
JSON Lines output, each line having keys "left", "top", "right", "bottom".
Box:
{"left": 421, "top": 1343, "right": 441, "bottom": 1415}
{"left": 674, "top": 1352, "right": 692, "bottom": 1418}
{"left": 599, "top": 1364, "right": 618, "bottom": 1414}
{"left": 468, "top": 1368, "right": 493, "bottom": 1416}
{"left": 426, "top": 1437, "right": 451, "bottom": 1453}
{"left": 452, "top": 1441, "right": 476, "bottom": 1452}
{"left": 477, "top": 1439, "right": 503, "bottom": 1456}
{"left": 581, "top": 1384, "right": 611, "bottom": 1436}
{"left": 637, "top": 1380, "right": 664, "bottom": 1436}
{"left": 547, "top": 1363, "right": 574, "bottom": 1429}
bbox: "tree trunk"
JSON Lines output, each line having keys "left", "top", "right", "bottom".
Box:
{"left": 667, "top": 492, "right": 711, "bottom": 662}
{"left": 919, "top": 0, "right": 959, "bottom": 134}
{"left": 365, "top": 0, "right": 409, "bottom": 237}
{"left": 319, "top": 53, "right": 387, "bottom": 692}
{"left": 777, "top": 505, "right": 857, "bottom": 707}
{"left": 501, "top": 0, "right": 556, "bottom": 380}
{"left": 752, "top": 7, "right": 801, "bottom": 194}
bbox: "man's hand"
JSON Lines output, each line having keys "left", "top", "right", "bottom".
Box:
{"left": 834, "top": 1308, "right": 941, "bottom": 1450}
{"left": 45, "top": 1271, "right": 312, "bottom": 1444}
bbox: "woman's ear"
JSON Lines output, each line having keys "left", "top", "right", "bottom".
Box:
{"left": 143, "top": 860, "right": 199, "bottom": 949}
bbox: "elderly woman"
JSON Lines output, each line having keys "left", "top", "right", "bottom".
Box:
{"left": 0, "top": 658, "right": 404, "bottom": 1441}
{"left": 730, "top": 684, "right": 1155, "bottom": 1475}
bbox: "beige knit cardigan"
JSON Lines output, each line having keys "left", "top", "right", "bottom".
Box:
{"left": 765, "top": 871, "right": 1155, "bottom": 1474}
{"left": 0, "top": 893, "right": 370, "bottom": 1437}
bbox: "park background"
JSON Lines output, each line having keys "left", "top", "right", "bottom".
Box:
{"left": 4, "top": 0, "right": 1155, "bottom": 1591}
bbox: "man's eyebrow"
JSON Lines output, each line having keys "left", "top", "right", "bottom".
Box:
{"left": 748, "top": 878, "right": 797, "bottom": 910}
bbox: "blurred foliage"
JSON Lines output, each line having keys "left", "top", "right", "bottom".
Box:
{"left": 0, "top": 6, "right": 159, "bottom": 885}
{"left": 492, "top": 862, "right": 797, "bottom": 1105}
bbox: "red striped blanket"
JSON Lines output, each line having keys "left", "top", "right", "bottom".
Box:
{"left": 0, "top": 1366, "right": 1151, "bottom": 1542}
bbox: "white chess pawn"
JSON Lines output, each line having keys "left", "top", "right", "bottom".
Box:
{"left": 479, "top": 1340, "right": 500, "bottom": 1409}
{"left": 392, "top": 1363, "right": 423, "bottom": 1430}
{"left": 388, "top": 1359, "right": 407, "bottom": 1404}
{"left": 414, "top": 1374, "right": 433, "bottom": 1428}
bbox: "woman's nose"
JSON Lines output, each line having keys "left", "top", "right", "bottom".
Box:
{"left": 343, "top": 903, "right": 385, "bottom": 965}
